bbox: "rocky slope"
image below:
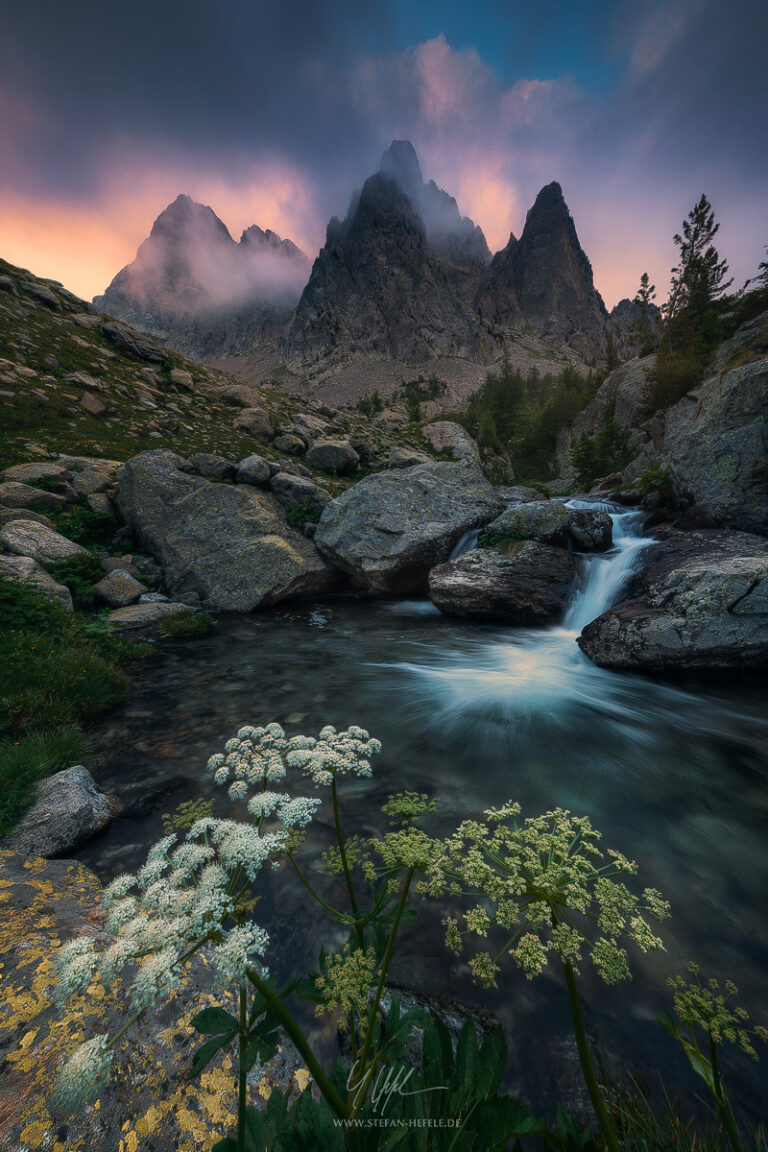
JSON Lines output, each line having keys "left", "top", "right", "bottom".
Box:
{"left": 555, "top": 310, "right": 768, "bottom": 535}
{"left": 95, "top": 194, "right": 310, "bottom": 361}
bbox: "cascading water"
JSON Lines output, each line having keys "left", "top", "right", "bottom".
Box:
{"left": 385, "top": 499, "right": 672, "bottom": 741}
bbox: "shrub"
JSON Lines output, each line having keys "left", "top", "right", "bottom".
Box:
{"left": 286, "top": 503, "right": 322, "bottom": 527}
{"left": 45, "top": 553, "right": 105, "bottom": 611}
{"left": 357, "top": 391, "right": 384, "bottom": 417}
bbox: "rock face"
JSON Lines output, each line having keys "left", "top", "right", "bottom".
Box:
{"left": 283, "top": 165, "right": 483, "bottom": 370}
{"left": 0, "top": 520, "right": 87, "bottom": 563}
{"left": 314, "top": 461, "right": 506, "bottom": 594}
{"left": 0, "top": 554, "right": 73, "bottom": 610}
{"left": 95, "top": 194, "right": 310, "bottom": 361}
{"left": 429, "top": 541, "right": 576, "bottom": 623}
{"left": 485, "top": 501, "right": 613, "bottom": 551}
{"left": 662, "top": 351, "right": 768, "bottom": 535}
{"left": 578, "top": 528, "right": 768, "bottom": 672}
{"left": 477, "top": 182, "right": 611, "bottom": 362}
{"left": 3, "top": 766, "right": 112, "bottom": 857}
{"left": 118, "top": 451, "right": 335, "bottom": 610}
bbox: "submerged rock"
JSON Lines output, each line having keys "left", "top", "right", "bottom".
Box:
{"left": 118, "top": 450, "right": 335, "bottom": 610}
{"left": 578, "top": 528, "right": 768, "bottom": 672}
{"left": 3, "top": 766, "right": 112, "bottom": 857}
{"left": 429, "top": 540, "right": 576, "bottom": 624}
{"left": 485, "top": 501, "right": 613, "bottom": 551}
{"left": 315, "top": 460, "right": 506, "bottom": 594}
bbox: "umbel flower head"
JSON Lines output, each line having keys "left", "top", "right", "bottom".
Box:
{"left": 425, "top": 805, "right": 670, "bottom": 989}
{"left": 668, "top": 962, "right": 768, "bottom": 1058}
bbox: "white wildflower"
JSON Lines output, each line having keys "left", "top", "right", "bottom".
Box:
{"left": 56, "top": 1034, "right": 113, "bottom": 1111}
{"left": 278, "top": 796, "right": 321, "bottom": 830}
{"left": 129, "top": 947, "right": 179, "bottom": 1011}
{"left": 247, "top": 791, "right": 284, "bottom": 820}
{"left": 212, "top": 923, "right": 270, "bottom": 985}
{"left": 102, "top": 873, "right": 135, "bottom": 909}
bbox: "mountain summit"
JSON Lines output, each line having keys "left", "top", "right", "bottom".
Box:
{"left": 94, "top": 195, "right": 310, "bottom": 359}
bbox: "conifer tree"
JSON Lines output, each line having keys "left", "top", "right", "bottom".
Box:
{"left": 665, "top": 194, "right": 732, "bottom": 322}
{"left": 632, "top": 272, "right": 657, "bottom": 350}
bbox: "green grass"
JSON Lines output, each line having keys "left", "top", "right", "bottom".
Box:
{"left": 0, "top": 726, "right": 89, "bottom": 836}
{"left": 45, "top": 552, "right": 106, "bottom": 610}
{"left": 0, "top": 576, "right": 148, "bottom": 834}
{"left": 158, "top": 611, "right": 213, "bottom": 638}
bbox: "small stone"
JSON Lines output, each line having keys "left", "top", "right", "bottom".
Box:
{"left": 94, "top": 569, "right": 147, "bottom": 608}
{"left": 236, "top": 455, "right": 271, "bottom": 487}
{"left": 139, "top": 592, "right": 170, "bottom": 603}
{"left": 234, "top": 407, "right": 275, "bottom": 441}
{"left": 273, "top": 433, "right": 305, "bottom": 455}
{"left": 108, "top": 601, "right": 196, "bottom": 629}
{"left": 191, "top": 453, "right": 236, "bottom": 481}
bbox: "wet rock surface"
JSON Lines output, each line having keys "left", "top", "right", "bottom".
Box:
{"left": 3, "top": 767, "right": 113, "bottom": 857}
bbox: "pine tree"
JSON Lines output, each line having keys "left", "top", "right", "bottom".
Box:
{"left": 757, "top": 245, "right": 768, "bottom": 290}
{"left": 665, "top": 195, "right": 732, "bottom": 322}
{"left": 632, "top": 272, "right": 657, "bottom": 351}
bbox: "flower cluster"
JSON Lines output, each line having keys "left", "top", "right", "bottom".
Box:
{"left": 425, "top": 805, "right": 670, "bottom": 989}
{"left": 314, "top": 945, "right": 378, "bottom": 1029}
{"left": 668, "top": 963, "right": 768, "bottom": 1058}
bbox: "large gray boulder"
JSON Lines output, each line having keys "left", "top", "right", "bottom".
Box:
{"left": 0, "top": 520, "right": 87, "bottom": 562}
{"left": 118, "top": 451, "right": 335, "bottom": 610}
{"left": 314, "top": 461, "right": 506, "bottom": 594}
{"left": 236, "top": 454, "right": 271, "bottom": 487}
{"left": 305, "top": 438, "right": 360, "bottom": 475}
{"left": 423, "top": 421, "right": 481, "bottom": 466}
{"left": 485, "top": 501, "right": 613, "bottom": 552}
{"left": 429, "top": 541, "right": 576, "bottom": 624}
{"left": 0, "top": 554, "right": 73, "bottom": 611}
{"left": 3, "top": 766, "right": 112, "bottom": 857}
{"left": 578, "top": 528, "right": 768, "bottom": 672}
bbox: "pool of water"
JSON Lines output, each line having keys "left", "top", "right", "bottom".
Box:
{"left": 77, "top": 506, "right": 768, "bottom": 1122}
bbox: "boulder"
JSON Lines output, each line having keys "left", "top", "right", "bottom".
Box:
{"left": 429, "top": 541, "right": 576, "bottom": 624}
{"left": 273, "top": 433, "right": 305, "bottom": 455}
{"left": 423, "top": 421, "right": 481, "bottom": 466}
{"left": 305, "top": 438, "right": 359, "bottom": 474}
{"left": 387, "top": 447, "right": 431, "bottom": 469}
{"left": 0, "top": 554, "right": 73, "bottom": 611}
{"left": 234, "top": 407, "right": 275, "bottom": 441}
{"left": 578, "top": 528, "right": 768, "bottom": 672}
{"left": 0, "top": 506, "right": 53, "bottom": 529}
{"left": 3, "top": 766, "right": 112, "bottom": 857}
{"left": 94, "top": 569, "right": 147, "bottom": 607}
{"left": 219, "top": 382, "right": 266, "bottom": 407}
{"left": 291, "top": 412, "right": 329, "bottom": 435}
{"left": 315, "top": 461, "right": 506, "bottom": 594}
{"left": 190, "top": 453, "right": 236, "bottom": 481}
{"left": 236, "top": 454, "right": 272, "bottom": 487}
{"left": 79, "top": 392, "right": 107, "bottom": 416}
{"left": 0, "top": 520, "right": 87, "bottom": 563}
{"left": 101, "top": 321, "right": 168, "bottom": 363}
{"left": 118, "top": 450, "right": 335, "bottom": 610}
{"left": 500, "top": 485, "right": 550, "bottom": 504}
{"left": 0, "top": 481, "right": 66, "bottom": 512}
{"left": 269, "top": 473, "right": 332, "bottom": 518}
{"left": 57, "top": 455, "right": 124, "bottom": 496}
{"left": 2, "top": 462, "right": 72, "bottom": 484}
{"left": 108, "top": 601, "right": 194, "bottom": 628}
{"left": 485, "top": 501, "right": 613, "bottom": 552}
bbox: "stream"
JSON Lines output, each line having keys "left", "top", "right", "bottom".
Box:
{"left": 77, "top": 501, "right": 768, "bottom": 1121}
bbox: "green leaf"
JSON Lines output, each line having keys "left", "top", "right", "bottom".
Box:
{"left": 211, "top": 1139, "right": 238, "bottom": 1152}
{"left": 188, "top": 1034, "right": 233, "bottom": 1079}
{"left": 191, "top": 1007, "right": 240, "bottom": 1036}
{"left": 456, "top": 1018, "right": 480, "bottom": 1096}
{"left": 477, "top": 1026, "right": 506, "bottom": 1097}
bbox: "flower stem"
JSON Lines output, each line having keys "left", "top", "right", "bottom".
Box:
{"left": 237, "top": 984, "right": 248, "bottom": 1152}
{"left": 246, "top": 967, "right": 348, "bottom": 1118}
{"left": 561, "top": 960, "right": 620, "bottom": 1152}
{"left": 331, "top": 777, "right": 363, "bottom": 947}
{"left": 710, "top": 1034, "right": 744, "bottom": 1152}
{"left": 351, "top": 867, "right": 415, "bottom": 1118}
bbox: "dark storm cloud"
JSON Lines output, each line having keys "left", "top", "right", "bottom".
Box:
{"left": 1, "top": 0, "right": 765, "bottom": 303}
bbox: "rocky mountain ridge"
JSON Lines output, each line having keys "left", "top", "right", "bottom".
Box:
{"left": 96, "top": 142, "right": 629, "bottom": 391}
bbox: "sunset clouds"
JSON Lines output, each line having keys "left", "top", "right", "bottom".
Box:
{"left": 1, "top": 0, "right": 765, "bottom": 307}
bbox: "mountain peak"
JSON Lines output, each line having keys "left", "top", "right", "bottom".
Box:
{"left": 149, "top": 194, "right": 234, "bottom": 246}
{"left": 379, "top": 140, "right": 424, "bottom": 199}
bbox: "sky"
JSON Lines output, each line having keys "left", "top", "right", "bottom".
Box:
{"left": 1, "top": 0, "right": 766, "bottom": 309}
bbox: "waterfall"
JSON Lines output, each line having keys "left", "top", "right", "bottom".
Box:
{"left": 450, "top": 528, "right": 481, "bottom": 558}
{"left": 563, "top": 500, "right": 656, "bottom": 632}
